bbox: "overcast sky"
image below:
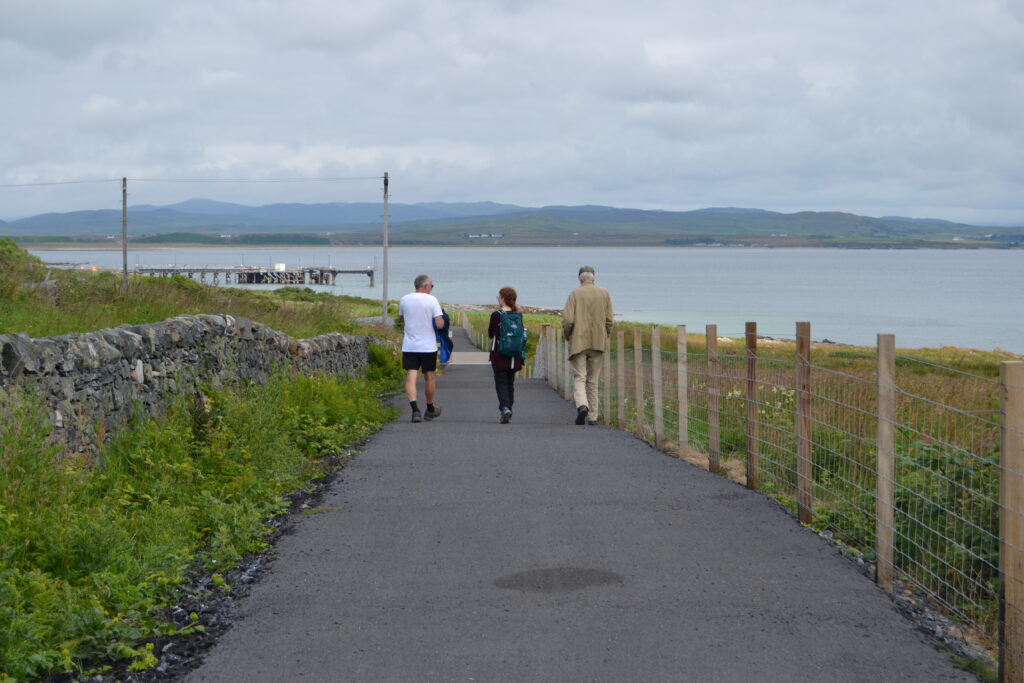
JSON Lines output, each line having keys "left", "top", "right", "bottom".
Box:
{"left": 2, "top": 0, "right": 1023, "bottom": 225}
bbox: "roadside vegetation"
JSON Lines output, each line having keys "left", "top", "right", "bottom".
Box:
{"left": 0, "top": 238, "right": 392, "bottom": 340}
{"left": 0, "top": 238, "right": 404, "bottom": 680}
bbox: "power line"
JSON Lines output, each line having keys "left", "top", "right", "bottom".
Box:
{"left": 130, "top": 176, "right": 383, "bottom": 183}
{"left": 1, "top": 175, "right": 383, "bottom": 188}
{"left": 0, "top": 179, "right": 120, "bottom": 188}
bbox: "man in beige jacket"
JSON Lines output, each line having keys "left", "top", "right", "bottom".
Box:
{"left": 561, "top": 265, "right": 614, "bottom": 425}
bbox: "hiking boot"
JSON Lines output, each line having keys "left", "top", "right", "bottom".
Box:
{"left": 587, "top": 418, "right": 598, "bottom": 426}
{"left": 411, "top": 409, "right": 422, "bottom": 423}
{"left": 575, "top": 406, "right": 589, "bottom": 425}
{"left": 500, "top": 408, "right": 513, "bottom": 424}
{"left": 424, "top": 406, "right": 442, "bottom": 421}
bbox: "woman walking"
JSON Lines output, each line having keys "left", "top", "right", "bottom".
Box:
{"left": 488, "top": 286, "right": 526, "bottom": 423}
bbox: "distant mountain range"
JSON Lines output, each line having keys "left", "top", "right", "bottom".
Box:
{"left": 3, "top": 200, "right": 1021, "bottom": 247}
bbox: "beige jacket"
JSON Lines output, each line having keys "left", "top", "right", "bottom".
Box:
{"left": 561, "top": 282, "right": 614, "bottom": 355}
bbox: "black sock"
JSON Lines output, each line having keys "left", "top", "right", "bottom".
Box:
{"left": 410, "top": 401, "right": 419, "bottom": 412}
{"left": 427, "top": 403, "right": 436, "bottom": 412}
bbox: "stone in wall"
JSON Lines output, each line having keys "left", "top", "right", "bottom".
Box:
{"left": 0, "top": 313, "right": 372, "bottom": 454}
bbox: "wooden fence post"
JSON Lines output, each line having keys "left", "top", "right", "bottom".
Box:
{"left": 796, "top": 321, "right": 813, "bottom": 525}
{"left": 603, "top": 344, "right": 612, "bottom": 424}
{"left": 617, "top": 329, "right": 626, "bottom": 427}
{"left": 1000, "top": 361, "right": 1024, "bottom": 682}
{"left": 677, "top": 325, "right": 688, "bottom": 451}
{"left": 541, "top": 324, "right": 551, "bottom": 384}
{"left": 634, "top": 326, "right": 645, "bottom": 434}
{"left": 554, "top": 325, "right": 561, "bottom": 391}
{"left": 562, "top": 330, "right": 572, "bottom": 401}
{"left": 652, "top": 326, "right": 664, "bottom": 446}
{"left": 707, "top": 324, "right": 720, "bottom": 474}
{"left": 876, "top": 334, "right": 896, "bottom": 593}
{"left": 548, "top": 326, "right": 556, "bottom": 391}
{"left": 555, "top": 328, "right": 564, "bottom": 395}
{"left": 746, "top": 322, "right": 759, "bottom": 491}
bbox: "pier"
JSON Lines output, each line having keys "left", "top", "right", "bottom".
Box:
{"left": 133, "top": 265, "right": 375, "bottom": 287}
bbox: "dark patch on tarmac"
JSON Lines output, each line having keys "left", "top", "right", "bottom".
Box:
{"left": 494, "top": 567, "right": 625, "bottom": 593}
{"left": 710, "top": 491, "right": 749, "bottom": 501}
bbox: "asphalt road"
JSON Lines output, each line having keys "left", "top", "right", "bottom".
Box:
{"left": 185, "top": 329, "right": 974, "bottom": 682}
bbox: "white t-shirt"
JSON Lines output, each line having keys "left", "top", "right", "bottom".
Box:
{"left": 399, "top": 292, "right": 443, "bottom": 352}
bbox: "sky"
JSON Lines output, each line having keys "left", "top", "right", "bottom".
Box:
{"left": 1, "top": 0, "right": 1023, "bottom": 225}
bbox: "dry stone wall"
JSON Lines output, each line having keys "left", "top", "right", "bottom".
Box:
{"left": 0, "top": 314, "right": 371, "bottom": 453}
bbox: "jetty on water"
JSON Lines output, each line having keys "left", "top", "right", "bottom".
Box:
{"left": 132, "top": 265, "right": 375, "bottom": 286}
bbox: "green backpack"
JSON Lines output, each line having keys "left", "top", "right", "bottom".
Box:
{"left": 496, "top": 310, "right": 527, "bottom": 357}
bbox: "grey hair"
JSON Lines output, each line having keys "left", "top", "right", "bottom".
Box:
{"left": 414, "top": 274, "right": 431, "bottom": 289}
{"left": 579, "top": 271, "right": 595, "bottom": 283}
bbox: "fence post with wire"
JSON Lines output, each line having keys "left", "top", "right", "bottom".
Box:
{"left": 536, "top": 318, "right": 1022, "bottom": 678}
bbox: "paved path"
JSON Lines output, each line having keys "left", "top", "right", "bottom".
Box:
{"left": 186, "top": 328, "right": 974, "bottom": 682}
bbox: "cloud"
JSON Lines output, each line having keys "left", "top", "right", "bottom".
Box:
{"left": 0, "top": 0, "right": 1022, "bottom": 224}
{"left": 0, "top": 0, "right": 159, "bottom": 58}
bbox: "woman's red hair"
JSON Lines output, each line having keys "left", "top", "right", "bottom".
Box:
{"left": 499, "top": 286, "right": 518, "bottom": 312}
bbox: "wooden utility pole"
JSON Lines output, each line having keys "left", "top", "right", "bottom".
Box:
{"left": 381, "top": 172, "right": 390, "bottom": 324}
{"left": 121, "top": 177, "right": 128, "bottom": 291}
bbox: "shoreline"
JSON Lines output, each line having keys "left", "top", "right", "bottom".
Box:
{"left": 22, "top": 246, "right": 1022, "bottom": 355}
{"left": 18, "top": 242, "right": 1022, "bottom": 252}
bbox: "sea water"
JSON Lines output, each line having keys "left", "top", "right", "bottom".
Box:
{"left": 28, "top": 246, "right": 1024, "bottom": 353}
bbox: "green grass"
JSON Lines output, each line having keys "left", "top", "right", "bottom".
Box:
{"left": 0, "top": 239, "right": 405, "bottom": 679}
{"left": 0, "top": 238, "right": 401, "bottom": 343}
{"left": 0, "top": 363, "right": 401, "bottom": 680}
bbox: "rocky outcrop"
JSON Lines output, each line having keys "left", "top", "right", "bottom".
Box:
{"left": 0, "top": 314, "right": 371, "bottom": 453}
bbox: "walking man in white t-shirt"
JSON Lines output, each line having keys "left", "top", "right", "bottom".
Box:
{"left": 398, "top": 274, "right": 445, "bottom": 423}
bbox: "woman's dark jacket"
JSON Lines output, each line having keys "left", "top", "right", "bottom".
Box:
{"left": 488, "top": 310, "right": 524, "bottom": 371}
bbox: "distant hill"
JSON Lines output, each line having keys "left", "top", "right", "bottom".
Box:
{"left": 4, "top": 200, "right": 1021, "bottom": 247}
{"left": 3, "top": 201, "right": 526, "bottom": 235}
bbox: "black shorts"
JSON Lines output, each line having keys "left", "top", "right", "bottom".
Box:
{"left": 402, "top": 351, "right": 438, "bottom": 373}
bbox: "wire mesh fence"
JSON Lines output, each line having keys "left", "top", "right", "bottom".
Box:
{"left": 537, "top": 321, "right": 1023, "bottom": 677}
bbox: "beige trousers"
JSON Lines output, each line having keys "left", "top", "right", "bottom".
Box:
{"left": 569, "top": 349, "right": 603, "bottom": 418}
